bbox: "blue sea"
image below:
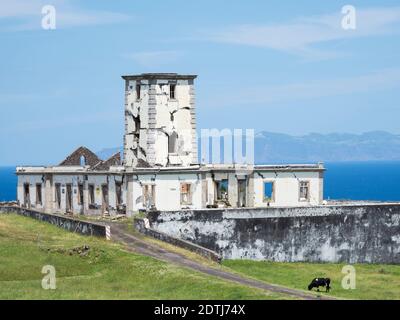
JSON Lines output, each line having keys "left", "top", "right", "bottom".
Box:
{"left": 1, "top": 162, "right": 400, "bottom": 202}
{"left": 0, "top": 167, "right": 17, "bottom": 201}
{"left": 323, "top": 161, "right": 400, "bottom": 201}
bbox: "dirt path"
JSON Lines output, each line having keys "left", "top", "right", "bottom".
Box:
{"left": 110, "top": 224, "right": 335, "bottom": 300}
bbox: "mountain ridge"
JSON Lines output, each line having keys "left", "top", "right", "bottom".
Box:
{"left": 96, "top": 131, "right": 400, "bottom": 163}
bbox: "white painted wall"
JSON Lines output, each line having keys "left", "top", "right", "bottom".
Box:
{"left": 85, "top": 175, "right": 108, "bottom": 213}
{"left": 253, "top": 171, "right": 322, "bottom": 207}
{"left": 128, "top": 173, "right": 202, "bottom": 212}
{"left": 205, "top": 173, "right": 215, "bottom": 206}
{"left": 17, "top": 175, "right": 44, "bottom": 210}
{"left": 17, "top": 169, "right": 323, "bottom": 214}
{"left": 52, "top": 174, "right": 86, "bottom": 214}
{"left": 17, "top": 173, "right": 127, "bottom": 215}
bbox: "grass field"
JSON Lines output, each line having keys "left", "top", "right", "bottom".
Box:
{"left": 222, "top": 260, "right": 400, "bottom": 300}
{"left": 0, "top": 214, "right": 287, "bottom": 300}
{"left": 1, "top": 213, "right": 399, "bottom": 300}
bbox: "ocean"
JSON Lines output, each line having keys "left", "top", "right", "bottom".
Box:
{"left": 323, "top": 161, "right": 400, "bottom": 201}
{"left": 0, "top": 167, "right": 17, "bottom": 201}
{"left": 1, "top": 161, "right": 400, "bottom": 202}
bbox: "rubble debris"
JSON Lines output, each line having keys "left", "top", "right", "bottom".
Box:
{"left": 43, "top": 245, "right": 91, "bottom": 257}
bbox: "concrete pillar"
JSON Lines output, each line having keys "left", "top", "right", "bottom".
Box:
{"left": 108, "top": 176, "right": 116, "bottom": 216}
{"left": 83, "top": 178, "right": 89, "bottom": 215}
{"left": 44, "top": 174, "right": 53, "bottom": 213}
{"left": 209, "top": 177, "right": 215, "bottom": 205}
{"left": 319, "top": 171, "right": 324, "bottom": 204}
{"left": 247, "top": 173, "right": 255, "bottom": 207}
{"left": 16, "top": 179, "right": 22, "bottom": 206}
{"left": 228, "top": 173, "right": 238, "bottom": 207}
{"left": 201, "top": 173, "right": 207, "bottom": 208}
{"left": 126, "top": 174, "right": 134, "bottom": 217}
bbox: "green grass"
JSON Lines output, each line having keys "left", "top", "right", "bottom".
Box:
{"left": 5, "top": 213, "right": 397, "bottom": 300}
{"left": 0, "top": 214, "right": 289, "bottom": 300}
{"left": 222, "top": 260, "right": 400, "bottom": 300}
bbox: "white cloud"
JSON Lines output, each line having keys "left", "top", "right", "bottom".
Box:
{"left": 0, "top": 110, "right": 121, "bottom": 133}
{"left": 206, "top": 68, "right": 400, "bottom": 107}
{"left": 56, "top": 11, "right": 130, "bottom": 28}
{"left": 0, "top": 0, "right": 39, "bottom": 17}
{"left": 122, "top": 50, "right": 183, "bottom": 67}
{"left": 0, "top": 0, "right": 130, "bottom": 31}
{"left": 203, "top": 6, "right": 400, "bottom": 59}
{"left": 0, "top": 88, "right": 68, "bottom": 104}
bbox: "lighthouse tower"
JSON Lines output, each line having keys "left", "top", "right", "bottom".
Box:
{"left": 122, "top": 73, "right": 198, "bottom": 168}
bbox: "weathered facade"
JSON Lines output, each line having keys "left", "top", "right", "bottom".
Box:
{"left": 145, "top": 204, "right": 400, "bottom": 264}
{"left": 123, "top": 73, "right": 197, "bottom": 168}
{"left": 16, "top": 73, "right": 325, "bottom": 216}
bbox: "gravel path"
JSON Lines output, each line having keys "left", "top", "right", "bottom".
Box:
{"left": 110, "top": 223, "right": 336, "bottom": 300}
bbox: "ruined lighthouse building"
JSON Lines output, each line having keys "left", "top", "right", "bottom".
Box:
{"left": 17, "top": 73, "right": 324, "bottom": 216}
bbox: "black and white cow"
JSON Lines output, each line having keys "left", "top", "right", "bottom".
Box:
{"left": 308, "top": 278, "right": 331, "bottom": 292}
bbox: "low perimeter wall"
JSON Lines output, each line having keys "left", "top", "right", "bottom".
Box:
{"left": 147, "top": 204, "right": 400, "bottom": 264}
{"left": 134, "top": 218, "right": 222, "bottom": 262}
{"left": 0, "top": 206, "right": 109, "bottom": 238}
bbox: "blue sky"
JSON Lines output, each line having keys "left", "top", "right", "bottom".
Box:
{"left": 1, "top": 0, "right": 400, "bottom": 165}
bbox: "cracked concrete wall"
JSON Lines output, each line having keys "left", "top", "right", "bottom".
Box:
{"left": 253, "top": 171, "right": 321, "bottom": 207}
{"left": 228, "top": 174, "right": 238, "bottom": 206}
{"left": 147, "top": 205, "right": 400, "bottom": 263}
{"left": 17, "top": 167, "right": 324, "bottom": 214}
{"left": 18, "top": 174, "right": 126, "bottom": 216}
{"left": 17, "top": 174, "right": 45, "bottom": 210}
{"left": 124, "top": 79, "right": 150, "bottom": 167}
{"left": 204, "top": 173, "right": 215, "bottom": 206}
{"left": 126, "top": 173, "right": 203, "bottom": 213}
{"left": 124, "top": 77, "right": 197, "bottom": 168}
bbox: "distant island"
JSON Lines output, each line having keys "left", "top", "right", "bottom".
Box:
{"left": 96, "top": 130, "right": 400, "bottom": 164}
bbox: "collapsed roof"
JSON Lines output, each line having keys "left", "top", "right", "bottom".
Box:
{"left": 59, "top": 146, "right": 122, "bottom": 170}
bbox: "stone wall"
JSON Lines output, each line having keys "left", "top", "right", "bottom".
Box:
{"left": 134, "top": 218, "right": 222, "bottom": 262}
{"left": 146, "top": 204, "right": 400, "bottom": 264}
{"left": 0, "top": 206, "right": 108, "bottom": 237}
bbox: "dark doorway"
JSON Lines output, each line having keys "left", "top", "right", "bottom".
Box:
{"left": 78, "top": 183, "right": 84, "bottom": 214}
{"left": 168, "top": 132, "right": 178, "bottom": 153}
{"left": 115, "top": 181, "right": 124, "bottom": 213}
{"left": 55, "top": 183, "right": 61, "bottom": 209}
{"left": 36, "top": 184, "right": 42, "bottom": 206}
{"left": 143, "top": 184, "right": 155, "bottom": 209}
{"left": 23, "top": 183, "right": 30, "bottom": 208}
{"left": 66, "top": 184, "right": 73, "bottom": 213}
{"left": 102, "top": 184, "right": 109, "bottom": 213}
{"left": 216, "top": 179, "right": 228, "bottom": 201}
{"left": 238, "top": 179, "right": 246, "bottom": 207}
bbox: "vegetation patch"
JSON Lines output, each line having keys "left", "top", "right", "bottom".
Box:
{"left": 0, "top": 214, "right": 287, "bottom": 300}
{"left": 222, "top": 259, "right": 400, "bottom": 300}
